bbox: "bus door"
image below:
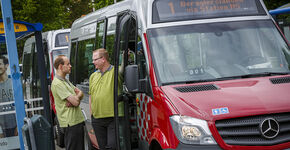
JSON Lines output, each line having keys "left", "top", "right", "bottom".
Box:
{"left": 22, "top": 39, "right": 44, "bottom": 117}
{"left": 114, "top": 11, "right": 138, "bottom": 150}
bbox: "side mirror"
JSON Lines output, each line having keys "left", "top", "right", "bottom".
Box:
{"left": 125, "top": 65, "right": 146, "bottom": 93}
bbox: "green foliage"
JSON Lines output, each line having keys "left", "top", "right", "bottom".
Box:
{"left": 95, "top": 0, "right": 115, "bottom": 10}
{"left": 264, "top": 0, "right": 289, "bottom": 10}
{"left": 62, "top": 0, "right": 92, "bottom": 26}
{"left": 10, "top": 0, "right": 71, "bottom": 31}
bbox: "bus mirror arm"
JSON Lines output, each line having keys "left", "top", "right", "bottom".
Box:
{"left": 124, "top": 65, "right": 146, "bottom": 93}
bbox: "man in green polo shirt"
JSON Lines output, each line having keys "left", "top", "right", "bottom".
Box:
{"left": 89, "top": 48, "right": 123, "bottom": 150}
{"left": 51, "top": 55, "right": 85, "bottom": 150}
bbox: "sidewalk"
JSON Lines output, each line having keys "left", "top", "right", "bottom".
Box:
{"left": 55, "top": 140, "right": 64, "bottom": 150}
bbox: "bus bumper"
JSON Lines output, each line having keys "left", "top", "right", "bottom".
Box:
{"left": 165, "top": 143, "right": 222, "bottom": 150}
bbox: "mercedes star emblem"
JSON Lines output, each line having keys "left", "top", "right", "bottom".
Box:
{"left": 260, "top": 118, "right": 279, "bottom": 139}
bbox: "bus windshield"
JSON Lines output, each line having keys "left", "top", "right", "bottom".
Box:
{"left": 51, "top": 48, "right": 68, "bottom": 74}
{"left": 55, "top": 32, "right": 70, "bottom": 47}
{"left": 148, "top": 20, "right": 290, "bottom": 85}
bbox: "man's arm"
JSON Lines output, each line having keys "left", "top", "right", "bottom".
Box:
{"left": 89, "top": 95, "right": 92, "bottom": 115}
{"left": 66, "top": 88, "right": 83, "bottom": 107}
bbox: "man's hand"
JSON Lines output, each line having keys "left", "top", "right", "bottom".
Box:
{"left": 75, "top": 88, "right": 84, "bottom": 100}
{"left": 66, "top": 101, "right": 74, "bottom": 107}
{"left": 66, "top": 87, "right": 84, "bottom": 107}
{"left": 75, "top": 87, "right": 81, "bottom": 94}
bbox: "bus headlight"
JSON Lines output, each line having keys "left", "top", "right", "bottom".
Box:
{"left": 170, "top": 115, "right": 217, "bottom": 145}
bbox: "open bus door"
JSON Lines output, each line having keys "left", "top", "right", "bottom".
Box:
{"left": 114, "top": 11, "right": 139, "bottom": 150}
{"left": 0, "top": 1, "right": 53, "bottom": 149}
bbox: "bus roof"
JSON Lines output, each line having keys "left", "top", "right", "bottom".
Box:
{"left": 23, "top": 28, "right": 70, "bottom": 54}
{"left": 70, "top": 0, "right": 271, "bottom": 41}
{"left": 70, "top": 0, "right": 146, "bottom": 41}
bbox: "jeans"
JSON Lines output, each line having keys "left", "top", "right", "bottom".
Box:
{"left": 63, "top": 122, "right": 85, "bottom": 150}
{"left": 91, "top": 116, "right": 116, "bottom": 150}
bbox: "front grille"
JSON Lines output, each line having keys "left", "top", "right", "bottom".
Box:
{"left": 215, "top": 112, "right": 290, "bottom": 146}
{"left": 175, "top": 84, "right": 219, "bottom": 93}
{"left": 270, "top": 77, "right": 290, "bottom": 84}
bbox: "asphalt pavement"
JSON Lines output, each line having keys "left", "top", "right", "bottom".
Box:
{"left": 55, "top": 140, "right": 64, "bottom": 150}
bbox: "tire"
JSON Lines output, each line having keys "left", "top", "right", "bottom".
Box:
{"left": 150, "top": 141, "right": 163, "bottom": 150}
{"left": 54, "top": 117, "right": 65, "bottom": 148}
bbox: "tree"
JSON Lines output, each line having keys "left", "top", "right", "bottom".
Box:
{"left": 11, "top": 0, "right": 70, "bottom": 31}
{"left": 95, "top": 0, "right": 116, "bottom": 10}
{"left": 264, "top": 0, "right": 289, "bottom": 10}
{"left": 62, "top": 0, "right": 92, "bottom": 26}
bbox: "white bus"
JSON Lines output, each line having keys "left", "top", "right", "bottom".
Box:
{"left": 69, "top": 0, "right": 290, "bottom": 150}
{"left": 22, "top": 28, "right": 70, "bottom": 148}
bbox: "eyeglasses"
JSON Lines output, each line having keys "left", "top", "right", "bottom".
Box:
{"left": 93, "top": 57, "right": 103, "bottom": 62}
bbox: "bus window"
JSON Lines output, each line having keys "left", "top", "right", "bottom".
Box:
{"left": 276, "top": 19, "right": 290, "bottom": 42}
{"left": 283, "top": 25, "right": 290, "bottom": 41}
{"left": 136, "top": 40, "right": 146, "bottom": 80}
{"left": 32, "top": 43, "right": 41, "bottom": 98}
{"left": 43, "top": 41, "right": 50, "bottom": 80}
{"left": 96, "top": 20, "right": 106, "bottom": 49}
{"left": 269, "top": 3, "right": 290, "bottom": 42}
{"left": 75, "top": 39, "right": 95, "bottom": 85}
{"left": 70, "top": 42, "right": 77, "bottom": 84}
{"left": 106, "top": 16, "right": 117, "bottom": 64}
{"left": 51, "top": 49, "right": 68, "bottom": 76}
{"left": 22, "top": 45, "right": 33, "bottom": 100}
{"left": 148, "top": 20, "right": 290, "bottom": 85}
{"left": 55, "top": 32, "right": 70, "bottom": 47}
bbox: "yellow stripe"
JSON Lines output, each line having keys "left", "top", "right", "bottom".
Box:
{"left": 0, "top": 22, "right": 28, "bottom": 34}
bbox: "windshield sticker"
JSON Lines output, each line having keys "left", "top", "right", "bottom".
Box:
{"left": 212, "top": 107, "right": 229, "bottom": 115}
{"left": 188, "top": 67, "right": 205, "bottom": 76}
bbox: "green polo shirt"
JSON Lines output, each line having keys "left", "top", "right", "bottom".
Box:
{"left": 89, "top": 66, "right": 123, "bottom": 119}
{"left": 51, "top": 76, "right": 84, "bottom": 127}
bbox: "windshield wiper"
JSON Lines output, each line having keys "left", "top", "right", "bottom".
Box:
{"left": 185, "top": 79, "right": 221, "bottom": 84}
{"left": 163, "top": 79, "right": 217, "bottom": 86}
{"left": 215, "top": 72, "right": 290, "bottom": 81}
{"left": 192, "top": 72, "right": 290, "bottom": 82}
{"left": 162, "top": 72, "right": 290, "bottom": 85}
{"left": 239, "top": 72, "right": 290, "bottom": 78}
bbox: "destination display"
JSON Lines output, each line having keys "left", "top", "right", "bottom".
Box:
{"left": 152, "top": 0, "right": 266, "bottom": 23}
